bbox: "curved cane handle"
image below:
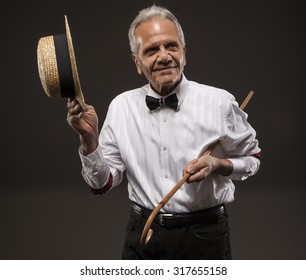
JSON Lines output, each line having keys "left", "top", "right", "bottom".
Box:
{"left": 140, "top": 172, "right": 191, "bottom": 245}
{"left": 140, "top": 91, "right": 254, "bottom": 245}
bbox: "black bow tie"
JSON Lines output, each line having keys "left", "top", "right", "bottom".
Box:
{"left": 145, "top": 93, "right": 178, "bottom": 111}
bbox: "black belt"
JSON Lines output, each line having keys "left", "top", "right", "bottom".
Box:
{"left": 131, "top": 202, "right": 225, "bottom": 227}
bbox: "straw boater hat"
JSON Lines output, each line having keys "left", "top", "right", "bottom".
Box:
{"left": 37, "top": 15, "right": 85, "bottom": 108}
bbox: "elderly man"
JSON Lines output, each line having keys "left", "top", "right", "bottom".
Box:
{"left": 67, "top": 5, "right": 261, "bottom": 259}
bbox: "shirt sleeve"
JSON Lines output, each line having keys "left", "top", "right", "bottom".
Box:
{"left": 221, "top": 95, "right": 261, "bottom": 181}
{"left": 79, "top": 99, "right": 126, "bottom": 191}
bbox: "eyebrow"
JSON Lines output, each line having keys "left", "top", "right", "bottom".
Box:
{"left": 142, "top": 40, "right": 180, "bottom": 55}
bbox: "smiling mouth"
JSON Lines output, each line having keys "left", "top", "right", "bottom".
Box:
{"left": 153, "top": 66, "right": 176, "bottom": 72}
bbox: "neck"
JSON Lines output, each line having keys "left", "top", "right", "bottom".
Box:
{"left": 151, "top": 75, "right": 183, "bottom": 96}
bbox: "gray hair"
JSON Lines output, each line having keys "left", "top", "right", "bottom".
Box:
{"left": 128, "top": 5, "right": 186, "bottom": 55}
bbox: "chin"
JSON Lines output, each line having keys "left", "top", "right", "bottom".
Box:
{"left": 157, "top": 73, "right": 179, "bottom": 84}
{"left": 161, "top": 78, "right": 180, "bottom": 88}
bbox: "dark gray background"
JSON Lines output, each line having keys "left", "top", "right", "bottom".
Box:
{"left": 1, "top": 0, "right": 305, "bottom": 259}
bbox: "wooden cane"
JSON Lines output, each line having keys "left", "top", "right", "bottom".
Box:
{"left": 140, "top": 90, "right": 255, "bottom": 245}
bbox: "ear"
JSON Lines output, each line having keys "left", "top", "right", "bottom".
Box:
{"left": 183, "top": 46, "right": 187, "bottom": 67}
{"left": 132, "top": 55, "right": 143, "bottom": 75}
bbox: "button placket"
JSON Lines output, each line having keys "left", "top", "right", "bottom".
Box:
{"left": 158, "top": 110, "right": 175, "bottom": 213}
{"left": 160, "top": 112, "right": 170, "bottom": 182}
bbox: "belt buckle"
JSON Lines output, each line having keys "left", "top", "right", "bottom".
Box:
{"left": 159, "top": 213, "right": 174, "bottom": 226}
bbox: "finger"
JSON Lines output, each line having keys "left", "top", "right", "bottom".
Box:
{"left": 68, "top": 103, "right": 83, "bottom": 116}
{"left": 186, "top": 159, "right": 203, "bottom": 175}
{"left": 67, "top": 111, "right": 83, "bottom": 126}
{"left": 183, "top": 159, "right": 198, "bottom": 176}
{"left": 67, "top": 98, "right": 80, "bottom": 110}
{"left": 188, "top": 167, "right": 210, "bottom": 183}
{"left": 67, "top": 98, "right": 74, "bottom": 108}
{"left": 67, "top": 103, "right": 82, "bottom": 118}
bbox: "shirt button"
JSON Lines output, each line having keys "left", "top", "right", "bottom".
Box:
{"left": 164, "top": 174, "right": 168, "bottom": 179}
{"left": 163, "top": 119, "right": 167, "bottom": 123}
{"left": 167, "top": 202, "right": 171, "bottom": 207}
{"left": 163, "top": 146, "right": 167, "bottom": 151}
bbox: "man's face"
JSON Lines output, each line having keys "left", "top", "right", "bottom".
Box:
{"left": 133, "top": 18, "right": 186, "bottom": 96}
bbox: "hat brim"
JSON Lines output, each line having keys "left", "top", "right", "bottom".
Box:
{"left": 64, "top": 15, "right": 85, "bottom": 108}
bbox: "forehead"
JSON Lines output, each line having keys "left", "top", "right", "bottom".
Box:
{"left": 135, "top": 17, "right": 180, "bottom": 46}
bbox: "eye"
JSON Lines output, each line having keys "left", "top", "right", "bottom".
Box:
{"left": 166, "top": 42, "right": 179, "bottom": 50}
{"left": 143, "top": 46, "right": 159, "bottom": 56}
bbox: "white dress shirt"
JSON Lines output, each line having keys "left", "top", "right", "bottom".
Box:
{"left": 79, "top": 75, "right": 261, "bottom": 213}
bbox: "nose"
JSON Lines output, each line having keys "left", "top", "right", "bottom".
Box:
{"left": 157, "top": 48, "right": 172, "bottom": 64}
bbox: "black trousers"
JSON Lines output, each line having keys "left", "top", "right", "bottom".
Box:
{"left": 121, "top": 205, "right": 232, "bottom": 260}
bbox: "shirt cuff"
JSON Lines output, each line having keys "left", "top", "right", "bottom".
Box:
{"left": 226, "top": 156, "right": 260, "bottom": 181}
{"left": 78, "top": 146, "right": 110, "bottom": 188}
{"left": 78, "top": 145, "right": 101, "bottom": 167}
